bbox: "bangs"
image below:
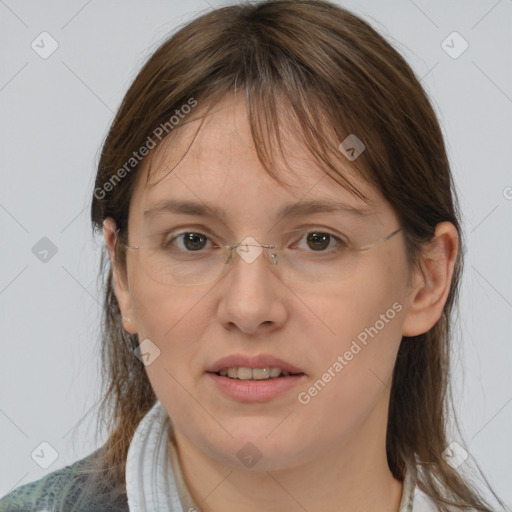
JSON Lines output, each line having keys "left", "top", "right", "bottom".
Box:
{"left": 141, "top": 84, "right": 373, "bottom": 207}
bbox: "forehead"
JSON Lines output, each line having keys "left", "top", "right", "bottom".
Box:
{"left": 129, "top": 95, "right": 390, "bottom": 227}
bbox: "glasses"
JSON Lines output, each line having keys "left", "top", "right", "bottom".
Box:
{"left": 114, "top": 225, "right": 403, "bottom": 287}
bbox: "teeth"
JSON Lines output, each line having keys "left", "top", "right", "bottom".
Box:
{"left": 218, "top": 367, "right": 294, "bottom": 380}
{"left": 237, "top": 367, "right": 253, "bottom": 380}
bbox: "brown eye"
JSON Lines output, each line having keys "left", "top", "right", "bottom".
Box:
{"left": 306, "top": 232, "right": 331, "bottom": 251}
{"left": 163, "top": 232, "right": 212, "bottom": 252}
{"left": 182, "top": 233, "right": 208, "bottom": 251}
{"left": 291, "top": 230, "right": 346, "bottom": 254}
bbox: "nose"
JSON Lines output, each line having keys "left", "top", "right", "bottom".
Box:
{"left": 215, "top": 241, "right": 288, "bottom": 334}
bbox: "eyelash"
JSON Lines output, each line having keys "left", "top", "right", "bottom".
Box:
{"left": 161, "top": 228, "right": 349, "bottom": 253}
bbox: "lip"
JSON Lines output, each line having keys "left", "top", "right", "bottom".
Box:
{"left": 207, "top": 372, "right": 306, "bottom": 403}
{"left": 206, "top": 353, "right": 305, "bottom": 375}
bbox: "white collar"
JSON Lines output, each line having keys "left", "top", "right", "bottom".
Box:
{"left": 125, "top": 399, "right": 185, "bottom": 511}
{"left": 125, "top": 400, "right": 437, "bottom": 511}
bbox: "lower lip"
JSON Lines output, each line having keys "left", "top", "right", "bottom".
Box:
{"left": 206, "top": 372, "right": 306, "bottom": 403}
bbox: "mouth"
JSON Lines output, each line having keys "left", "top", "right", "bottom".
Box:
{"left": 206, "top": 368, "right": 306, "bottom": 403}
{"left": 206, "top": 354, "right": 306, "bottom": 379}
{"left": 210, "top": 367, "right": 305, "bottom": 381}
{"left": 205, "top": 354, "right": 306, "bottom": 402}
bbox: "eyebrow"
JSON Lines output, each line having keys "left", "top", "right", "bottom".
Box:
{"left": 143, "top": 198, "right": 374, "bottom": 222}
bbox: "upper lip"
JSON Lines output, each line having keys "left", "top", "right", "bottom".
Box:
{"left": 207, "top": 354, "right": 305, "bottom": 375}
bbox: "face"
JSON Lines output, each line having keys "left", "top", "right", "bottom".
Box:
{"left": 109, "top": 94, "right": 418, "bottom": 472}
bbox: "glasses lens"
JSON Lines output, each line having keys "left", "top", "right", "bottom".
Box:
{"left": 126, "top": 224, "right": 399, "bottom": 286}
{"left": 274, "top": 245, "right": 358, "bottom": 284}
{"left": 134, "top": 245, "right": 229, "bottom": 286}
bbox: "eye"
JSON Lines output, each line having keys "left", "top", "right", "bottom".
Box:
{"left": 293, "top": 231, "right": 346, "bottom": 252}
{"left": 164, "top": 232, "right": 213, "bottom": 252}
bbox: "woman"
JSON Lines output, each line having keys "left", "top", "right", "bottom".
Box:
{"left": 0, "top": 1, "right": 507, "bottom": 510}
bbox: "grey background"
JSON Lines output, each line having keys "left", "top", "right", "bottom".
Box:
{"left": 1, "top": 0, "right": 511, "bottom": 505}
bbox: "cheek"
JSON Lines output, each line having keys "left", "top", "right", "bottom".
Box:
{"left": 296, "top": 252, "right": 407, "bottom": 424}
{"left": 128, "top": 273, "right": 215, "bottom": 377}
{"left": 306, "top": 250, "right": 407, "bottom": 355}
{"left": 294, "top": 308, "right": 403, "bottom": 452}
{"left": 128, "top": 277, "right": 220, "bottom": 425}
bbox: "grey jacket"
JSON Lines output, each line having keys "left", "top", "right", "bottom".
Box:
{"left": 0, "top": 446, "right": 128, "bottom": 512}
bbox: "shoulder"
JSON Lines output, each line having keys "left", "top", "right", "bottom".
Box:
{"left": 412, "top": 484, "right": 483, "bottom": 512}
{"left": 412, "top": 487, "right": 439, "bottom": 511}
{"left": 0, "top": 446, "right": 129, "bottom": 512}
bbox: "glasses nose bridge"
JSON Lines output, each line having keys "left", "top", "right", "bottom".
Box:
{"left": 226, "top": 240, "right": 279, "bottom": 268}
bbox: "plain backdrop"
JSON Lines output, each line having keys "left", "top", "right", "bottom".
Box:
{"left": 1, "top": 0, "right": 511, "bottom": 505}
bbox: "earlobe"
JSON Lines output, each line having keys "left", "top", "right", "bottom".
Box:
{"left": 402, "top": 222, "right": 459, "bottom": 337}
{"left": 103, "top": 217, "right": 138, "bottom": 335}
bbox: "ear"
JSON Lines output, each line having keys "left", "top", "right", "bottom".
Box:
{"left": 103, "top": 217, "right": 138, "bottom": 335}
{"left": 402, "top": 221, "right": 459, "bottom": 337}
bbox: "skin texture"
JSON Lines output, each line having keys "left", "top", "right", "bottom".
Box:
{"left": 103, "top": 94, "right": 459, "bottom": 512}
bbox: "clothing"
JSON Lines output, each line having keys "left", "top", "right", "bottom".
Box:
{"left": 0, "top": 399, "right": 438, "bottom": 511}
{"left": 0, "top": 445, "right": 127, "bottom": 512}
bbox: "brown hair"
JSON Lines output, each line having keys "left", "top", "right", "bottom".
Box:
{"left": 83, "top": 1, "right": 507, "bottom": 510}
